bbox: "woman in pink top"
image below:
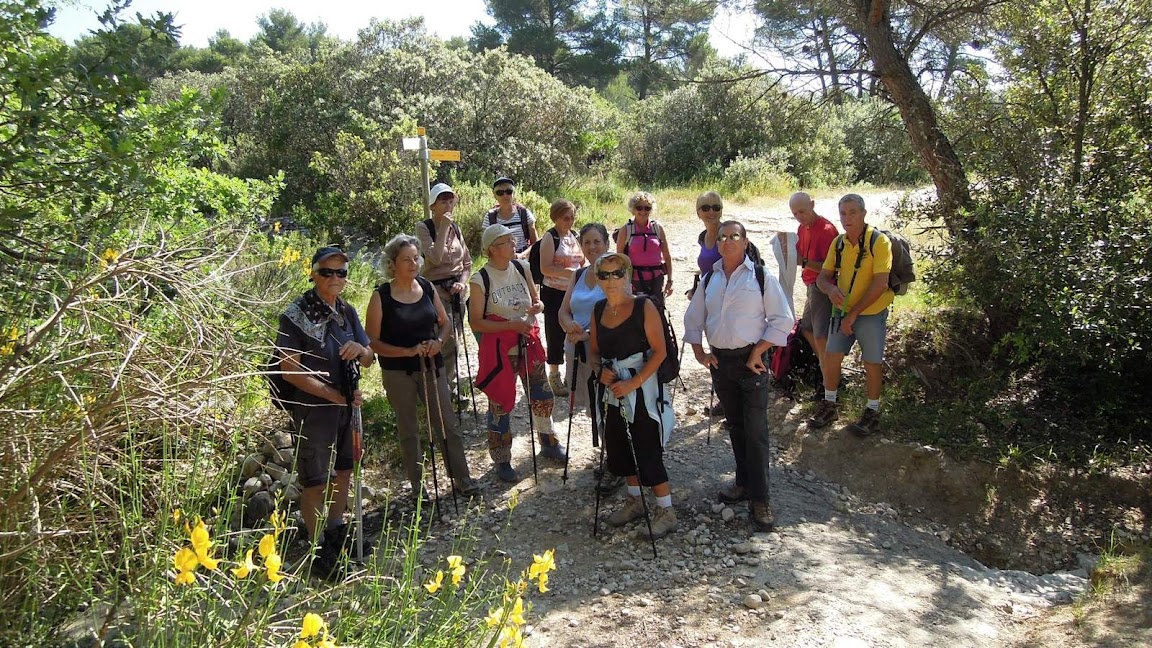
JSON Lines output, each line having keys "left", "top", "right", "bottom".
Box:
{"left": 538, "top": 200, "right": 584, "bottom": 396}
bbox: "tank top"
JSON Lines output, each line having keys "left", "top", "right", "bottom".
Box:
{"left": 376, "top": 277, "right": 444, "bottom": 373}
{"left": 624, "top": 220, "right": 664, "bottom": 274}
{"left": 543, "top": 230, "right": 584, "bottom": 291}
{"left": 697, "top": 229, "right": 721, "bottom": 273}
{"left": 568, "top": 267, "right": 606, "bottom": 331}
{"left": 595, "top": 296, "right": 652, "bottom": 362}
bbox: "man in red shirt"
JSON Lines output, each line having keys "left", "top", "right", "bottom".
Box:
{"left": 791, "top": 192, "right": 839, "bottom": 400}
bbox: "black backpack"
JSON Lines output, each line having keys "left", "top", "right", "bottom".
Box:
{"left": 833, "top": 226, "right": 917, "bottom": 295}
{"left": 485, "top": 205, "right": 533, "bottom": 251}
{"left": 697, "top": 229, "right": 765, "bottom": 266}
{"left": 595, "top": 295, "right": 679, "bottom": 384}
{"left": 702, "top": 263, "right": 767, "bottom": 295}
{"left": 527, "top": 227, "right": 560, "bottom": 285}
{"left": 422, "top": 217, "right": 461, "bottom": 244}
{"left": 264, "top": 349, "right": 297, "bottom": 411}
{"left": 769, "top": 319, "right": 822, "bottom": 398}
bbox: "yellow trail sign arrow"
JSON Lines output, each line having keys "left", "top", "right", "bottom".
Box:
{"left": 429, "top": 149, "right": 461, "bottom": 162}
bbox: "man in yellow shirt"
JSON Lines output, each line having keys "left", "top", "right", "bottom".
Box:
{"left": 809, "top": 194, "right": 893, "bottom": 436}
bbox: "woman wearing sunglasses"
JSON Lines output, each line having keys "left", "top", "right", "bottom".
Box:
{"left": 365, "top": 235, "right": 480, "bottom": 503}
{"left": 482, "top": 177, "right": 539, "bottom": 259}
{"left": 274, "top": 246, "right": 374, "bottom": 577}
{"left": 615, "top": 192, "right": 673, "bottom": 307}
{"left": 469, "top": 224, "right": 566, "bottom": 483}
{"left": 590, "top": 252, "right": 678, "bottom": 540}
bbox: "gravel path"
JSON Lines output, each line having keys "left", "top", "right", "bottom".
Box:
{"left": 371, "top": 189, "right": 1087, "bottom": 647}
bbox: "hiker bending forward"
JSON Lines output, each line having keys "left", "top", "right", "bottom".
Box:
{"left": 683, "top": 221, "right": 794, "bottom": 532}
{"left": 470, "top": 224, "right": 566, "bottom": 484}
{"left": 276, "top": 247, "right": 374, "bottom": 563}
{"left": 365, "top": 235, "right": 479, "bottom": 501}
{"left": 590, "top": 252, "right": 678, "bottom": 540}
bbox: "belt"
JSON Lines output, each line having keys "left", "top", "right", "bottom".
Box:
{"left": 713, "top": 345, "right": 753, "bottom": 358}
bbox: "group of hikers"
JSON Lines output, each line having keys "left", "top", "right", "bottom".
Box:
{"left": 274, "top": 177, "right": 899, "bottom": 579}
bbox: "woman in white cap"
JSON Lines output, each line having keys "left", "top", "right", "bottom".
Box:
{"left": 416, "top": 183, "right": 471, "bottom": 402}
{"left": 469, "top": 223, "right": 566, "bottom": 483}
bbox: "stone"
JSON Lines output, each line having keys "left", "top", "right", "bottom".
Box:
{"left": 733, "top": 542, "right": 753, "bottom": 555}
{"left": 242, "top": 477, "right": 263, "bottom": 498}
{"left": 285, "top": 484, "right": 301, "bottom": 502}
{"left": 267, "top": 446, "right": 295, "bottom": 467}
{"left": 743, "top": 594, "right": 763, "bottom": 610}
{"left": 243, "top": 491, "right": 274, "bottom": 527}
{"left": 265, "top": 462, "right": 288, "bottom": 482}
{"left": 721, "top": 508, "right": 736, "bottom": 522}
{"left": 360, "top": 484, "right": 376, "bottom": 502}
{"left": 240, "top": 453, "right": 264, "bottom": 479}
{"left": 271, "top": 431, "right": 294, "bottom": 449}
{"left": 259, "top": 473, "right": 273, "bottom": 487}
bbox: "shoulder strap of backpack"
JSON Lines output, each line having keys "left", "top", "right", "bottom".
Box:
{"left": 486, "top": 209, "right": 497, "bottom": 227}
{"left": 479, "top": 268, "right": 491, "bottom": 319}
{"left": 512, "top": 259, "right": 528, "bottom": 282}
{"left": 423, "top": 218, "right": 436, "bottom": 242}
{"left": 518, "top": 205, "right": 531, "bottom": 241}
{"left": 703, "top": 269, "right": 715, "bottom": 293}
{"left": 868, "top": 227, "right": 881, "bottom": 257}
{"left": 594, "top": 297, "right": 606, "bottom": 322}
{"left": 754, "top": 264, "right": 766, "bottom": 294}
{"left": 833, "top": 234, "right": 846, "bottom": 272}
{"left": 549, "top": 227, "right": 560, "bottom": 249}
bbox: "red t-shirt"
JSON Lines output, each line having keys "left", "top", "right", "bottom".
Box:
{"left": 796, "top": 215, "right": 839, "bottom": 286}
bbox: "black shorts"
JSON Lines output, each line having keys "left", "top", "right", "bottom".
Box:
{"left": 604, "top": 395, "right": 668, "bottom": 487}
{"left": 293, "top": 404, "right": 354, "bottom": 489}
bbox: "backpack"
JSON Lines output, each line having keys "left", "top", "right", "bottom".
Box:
{"left": 477, "top": 260, "right": 530, "bottom": 320}
{"left": 264, "top": 349, "right": 297, "bottom": 411}
{"left": 697, "top": 230, "right": 765, "bottom": 266}
{"left": 527, "top": 227, "right": 560, "bottom": 285}
{"left": 485, "top": 205, "right": 533, "bottom": 250}
{"left": 833, "top": 226, "right": 917, "bottom": 295}
{"left": 702, "top": 263, "right": 767, "bottom": 295}
{"left": 594, "top": 295, "right": 679, "bottom": 384}
{"left": 770, "top": 319, "right": 822, "bottom": 398}
{"left": 422, "top": 218, "right": 461, "bottom": 244}
{"left": 617, "top": 220, "right": 665, "bottom": 271}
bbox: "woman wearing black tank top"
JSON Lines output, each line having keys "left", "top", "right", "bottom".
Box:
{"left": 366, "top": 235, "right": 479, "bottom": 501}
{"left": 589, "top": 252, "right": 678, "bottom": 540}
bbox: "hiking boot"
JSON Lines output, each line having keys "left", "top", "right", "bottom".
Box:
{"left": 718, "top": 482, "right": 748, "bottom": 504}
{"left": 453, "top": 477, "right": 481, "bottom": 497}
{"left": 645, "top": 506, "right": 678, "bottom": 539}
{"left": 549, "top": 370, "right": 570, "bottom": 397}
{"left": 750, "top": 501, "right": 775, "bottom": 532}
{"left": 311, "top": 541, "right": 345, "bottom": 582}
{"left": 596, "top": 470, "right": 626, "bottom": 495}
{"left": 538, "top": 436, "right": 567, "bottom": 461}
{"left": 324, "top": 522, "right": 374, "bottom": 557}
{"left": 495, "top": 462, "right": 520, "bottom": 483}
{"left": 811, "top": 386, "right": 824, "bottom": 403}
{"left": 705, "top": 401, "right": 725, "bottom": 417}
{"left": 807, "top": 399, "right": 839, "bottom": 429}
{"left": 849, "top": 408, "right": 881, "bottom": 437}
{"left": 607, "top": 495, "right": 646, "bottom": 527}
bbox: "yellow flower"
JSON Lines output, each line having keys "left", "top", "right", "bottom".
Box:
{"left": 528, "top": 548, "right": 555, "bottom": 593}
{"left": 258, "top": 533, "right": 277, "bottom": 559}
{"left": 99, "top": 247, "right": 119, "bottom": 269}
{"left": 174, "top": 569, "right": 196, "bottom": 586}
{"left": 301, "top": 612, "right": 325, "bottom": 639}
{"left": 447, "top": 555, "right": 465, "bottom": 586}
{"left": 270, "top": 510, "right": 287, "bottom": 537}
{"left": 189, "top": 519, "right": 218, "bottom": 570}
{"left": 484, "top": 606, "right": 504, "bottom": 629}
{"left": 0, "top": 327, "right": 18, "bottom": 356}
{"left": 508, "top": 490, "right": 519, "bottom": 512}
{"left": 171, "top": 508, "right": 182, "bottom": 524}
{"left": 292, "top": 642, "right": 310, "bottom": 648}
{"left": 508, "top": 596, "right": 526, "bottom": 626}
{"left": 266, "top": 551, "right": 285, "bottom": 583}
{"left": 280, "top": 247, "right": 302, "bottom": 268}
{"left": 424, "top": 570, "right": 444, "bottom": 594}
{"left": 498, "top": 624, "right": 523, "bottom": 648}
{"left": 231, "top": 549, "right": 256, "bottom": 579}
{"left": 317, "top": 640, "right": 337, "bottom": 648}
{"left": 173, "top": 546, "right": 198, "bottom": 573}
{"left": 273, "top": 221, "right": 282, "bottom": 233}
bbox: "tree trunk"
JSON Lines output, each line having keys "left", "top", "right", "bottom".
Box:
{"left": 1071, "top": 0, "right": 1093, "bottom": 186}
{"left": 819, "top": 15, "right": 843, "bottom": 105}
{"left": 854, "top": 0, "right": 972, "bottom": 232}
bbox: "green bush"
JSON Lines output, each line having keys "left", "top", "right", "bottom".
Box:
{"left": 721, "top": 152, "right": 795, "bottom": 195}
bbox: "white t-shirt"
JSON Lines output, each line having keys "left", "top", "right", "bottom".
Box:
{"left": 484, "top": 206, "right": 536, "bottom": 253}
{"left": 470, "top": 260, "right": 532, "bottom": 321}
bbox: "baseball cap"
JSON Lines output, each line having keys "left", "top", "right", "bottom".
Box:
{"left": 481, "top": 223, "right": 516, "bottom": 253}
{"left": 311, "top": 246, "right": 349, "bottom": 268}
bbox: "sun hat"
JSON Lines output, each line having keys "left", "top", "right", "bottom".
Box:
{"left": 428, "top": 183, "right": 456, "bottom": 206}
{"left": 481, "top": 223, "right": 516, "bottom": 253}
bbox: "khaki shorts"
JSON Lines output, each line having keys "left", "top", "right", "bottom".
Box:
{"left": 800, "top": 283, "right": 833, "bottom": 338}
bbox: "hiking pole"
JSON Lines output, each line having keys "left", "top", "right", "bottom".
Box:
{"left": 452, "top": 293, "right": 480, "bottom": 421}
{"left": 424, "top": 354, "right": 460, "bottom": 515}
{"left": 592, "top": 384, "right": 608, "bottom": 538}
{"left": 706, "top": 380, "right": 715, "bottom": 446}
{"left": 338, "top": 356, "right": 365, "bottom": 561}
{"left": 444, "top": 293, "right": 463, "bottom": 424}
{"left": 610, "top": 361, "right": 658, "bottom": 559}
{"left": 562, "top": 342, "right": 581, "bottom": 483}
{"left": 417, "top": 355, "right": 444, "bottom": 520}
{"left": 518, "top": 334, "right": 539, "bottom": 485}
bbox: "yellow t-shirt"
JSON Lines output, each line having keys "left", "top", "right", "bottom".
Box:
{"left": 822, "top": 226, "right": 894, "bottom": 316}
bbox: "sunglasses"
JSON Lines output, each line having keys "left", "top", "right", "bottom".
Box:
{"left": 596, "top": 268, "right": 628, "bottom": 280}
{"left": 316, "top": 268, "right": 349, "bottom": 278}
{"left": 494, "top": 189, "right": 515, "bottom": 196}
{"left": 633, "top": 205, "right": 652, "bottom": 212}
{"left": 698, "top": 204, "right": 722, "bottom": 212}
{"left": 718, "top": 233, "right": 745, "bottom": 242}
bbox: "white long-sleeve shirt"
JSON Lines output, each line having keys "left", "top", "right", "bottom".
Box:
{"left": 683, "top": 257, "right": 794, "bottom": 350}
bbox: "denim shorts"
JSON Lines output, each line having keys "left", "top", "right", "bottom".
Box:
{"left": 826, "top": 309, "right": 888, "bottom": 364}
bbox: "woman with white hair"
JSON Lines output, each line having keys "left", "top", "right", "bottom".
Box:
{"left": 365, "top": 235, "right": 479, "bottom": 501}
